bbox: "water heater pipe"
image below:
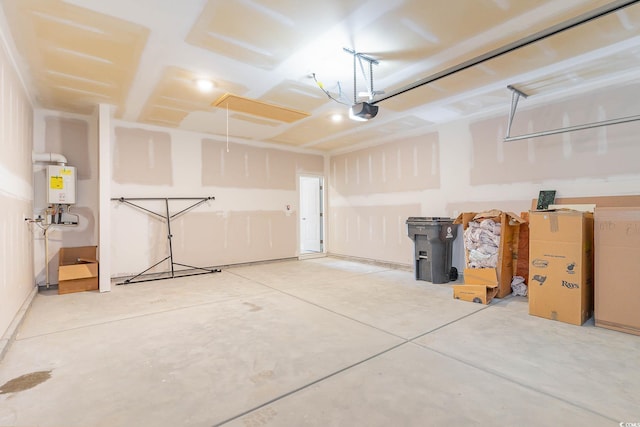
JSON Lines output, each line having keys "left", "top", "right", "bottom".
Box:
{"left": 32, "top": 152, "right": 67, "bottom": 165}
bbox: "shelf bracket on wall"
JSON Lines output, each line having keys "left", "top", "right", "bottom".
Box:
{"left": 503, "top": 85, "right": 640, "bottom": 142}
{"left": 110, "top": 196, "right": 220, "bottom": 285}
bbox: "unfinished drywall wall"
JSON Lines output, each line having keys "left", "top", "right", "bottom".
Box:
{"left": 32, "top": 112, "right": 98, "bottom": 286}
{"left": 171, "top": 211, "right": 297, "bottom": 267}
{"left": 111, "top": 122, "right": 324, "bottom": 278}
{"left": 327, "top": 79, "right": 640, "bottom": 272}
{"left": 328, "top": 133, "right": 440, "bottom": 266}
{"left": 0, "top": 35, "right": 34, "bottom": 339}
{"left": 329, "top": 204, "right": 421, "bottom": 265}
{"left": 469, "top": 82, "right": 640, "bottom": 185}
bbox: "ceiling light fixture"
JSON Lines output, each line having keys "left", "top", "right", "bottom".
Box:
{"left": 196, "top": 79, "right": 214, "bottom": 92}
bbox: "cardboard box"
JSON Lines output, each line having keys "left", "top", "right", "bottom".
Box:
{"left": 58, "top": 246, "right": 99, "bottom": 295}
{"left": 594, "top": 207, "right": 640, "bottom": 336}
{"left": 453, "top": 285, "right": 497, "bottom": 305}
{"left": 454, "top": 210, "right": 526, "bottom": 298}
{"left": 453, "top": 268, "right": 499, "bottom": 304}
{"left": 515, "top": 212, "right": 530, "bottom": 281}
{"left": 528, "top": 210, "right": 594, "bottom": 326}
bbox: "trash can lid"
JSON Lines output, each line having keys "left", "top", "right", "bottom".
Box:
{"left": 406, "top": 216, "right": 453, "bottom": 224}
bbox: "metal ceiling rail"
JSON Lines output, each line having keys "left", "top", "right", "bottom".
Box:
{"left": 371, "top": 0, "right": 640, "bottom": 105}
{"left": 503, "top": 114, "right": 640, "bottom": 142}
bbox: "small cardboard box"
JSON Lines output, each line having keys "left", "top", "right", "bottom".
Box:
{"left": 453, "top": 268, "right": 499, "bottom": 304}
{"left": 528, "top": 210, "right": 594, "bottom": 326}
{"left": 58, "top": 246, "right": 99, "bottom": 295}
{"left": 454, "top": 210, "right": 526, "bottom": 298}
{"left": 594, "top": 207, "right": 640, "bottom": 336}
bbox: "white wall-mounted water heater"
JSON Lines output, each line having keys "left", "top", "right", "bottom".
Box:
{"left": 46, "top": 165, "right": 77, "bottom": 204}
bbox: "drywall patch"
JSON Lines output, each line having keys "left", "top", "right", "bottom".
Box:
{"left": 113, "top": 127, "right": 173, "bottom": 186}
{"left": 201, "top": 139, "right": 322, "bottom": 189}
{"left": 44, "top": 117, "right": 90, "bottom": 179}
{"left": 330, "top": 133, "right": 440, "bottom": 196}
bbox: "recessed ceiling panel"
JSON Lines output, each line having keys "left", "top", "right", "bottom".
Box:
{"left": 231, "top": 114, "right": 282, "bottom": 127}
{"left": 2, "top": 0, "right": 148, "bottom": 116}
{"left": 186, "top": 0, "right": 362, "bottom": 70}
{"left": 212, "top": 93, "right": 310, "bottom": 123}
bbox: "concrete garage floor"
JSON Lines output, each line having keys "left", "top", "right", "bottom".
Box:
{"left": 0, "top": 258, "right": 639, "bottom": 426}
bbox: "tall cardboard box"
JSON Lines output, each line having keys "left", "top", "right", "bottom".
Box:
{"left": 454, "top": 210, "right": 526, "bottom": 298}
{"left": 528, "top": 211, "right": 594, "bottom": 326}
{"left": 594, "top": 207, "right": 640, "bottom": 336}
{"left": 58, "top": 246, "right": 99, "bottom": 295}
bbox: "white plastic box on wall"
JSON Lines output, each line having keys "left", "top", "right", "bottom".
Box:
{"left": 47, "top": 165, "right": 76, "bottom": 204}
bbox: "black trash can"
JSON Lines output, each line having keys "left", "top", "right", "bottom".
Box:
{"left": 406, "top": 217, "right": 457, "bottom": 284}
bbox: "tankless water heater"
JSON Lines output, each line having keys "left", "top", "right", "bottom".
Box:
{"left": 46, "top": 165, "right": 76, "bottom": 204}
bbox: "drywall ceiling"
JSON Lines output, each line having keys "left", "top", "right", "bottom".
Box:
{"left": 2, "top": 0, "right": 640, "bottom": 152}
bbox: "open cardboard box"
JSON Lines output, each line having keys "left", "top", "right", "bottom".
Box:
{"left": 454, "top": 210, "right": 526, "bottom": 298}
{"left": 453, "top": 268, "right": 499, "bottom": 305}
{"left": 58, "top": 246, "right": 99, "bottom": 295}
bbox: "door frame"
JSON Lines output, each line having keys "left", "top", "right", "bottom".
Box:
{"left": 297, "top": 173, "right": 326, "bottom": 259}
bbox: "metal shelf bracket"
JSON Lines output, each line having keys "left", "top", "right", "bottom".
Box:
{"left": 503, "top": 85, "right": 640, "bottom": 142}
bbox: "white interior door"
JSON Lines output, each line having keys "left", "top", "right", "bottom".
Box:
{"left": 300, "top": 176, "right": 322, "bottom": 253}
